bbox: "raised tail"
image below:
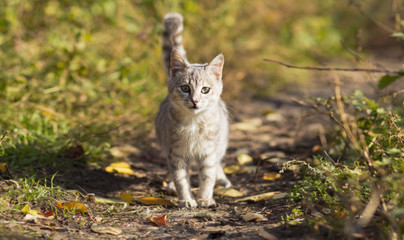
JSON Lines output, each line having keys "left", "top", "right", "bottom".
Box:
{"left": 162, "top": 13, "right": 187, "bottom": 74}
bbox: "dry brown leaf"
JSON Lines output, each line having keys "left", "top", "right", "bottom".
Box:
{"left": 150, "top": 214, "right": 167, "bottom": 226}
{"left": 105, "top": 162, "right": 134, "bottom": 175}
{"left": 237, "top": 154, "right": 253, "bottom": 165}
{"left": 242, "top": 212, "right": 266, "bottom": 222}
{"left": 56, "top": 202, "right": 88, "bottom": 213}
{"left": 214, "top": 188, "right": 243, "bottom": 198}
{"left": 262, "top": 172, "right": 281, "bottom": 181}
{"left": 235, "top": 192, "right": 287, "bottom": 202}
{"left": 91, "top": 224, "right": 122, "bottom": 235}
{"left": 137, "top": 197, "right": 174, "bottom": 206}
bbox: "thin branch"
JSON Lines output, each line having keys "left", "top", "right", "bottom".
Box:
{"left": 350, "top": 0, "right": 394, "bottom": 34}
{"left": 0, "top": 131, "right": 9, "bottom": 145}
{"left": 263, "top": 59, "right": 404, "bottom": 76}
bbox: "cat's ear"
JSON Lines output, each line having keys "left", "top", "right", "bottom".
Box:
{"left": 170, "top": 49, "right": 187, "bottom": 77}
{"left": 207, "top": 54, "right": 224, "bottom": 81}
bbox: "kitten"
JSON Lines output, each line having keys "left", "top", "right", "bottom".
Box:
{"left": 156, "top": 13, "right": 231, "bottom": 208}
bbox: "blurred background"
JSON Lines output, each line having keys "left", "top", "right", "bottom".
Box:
{"left": 0, "top": 0, "right": 402, "bottom": 162}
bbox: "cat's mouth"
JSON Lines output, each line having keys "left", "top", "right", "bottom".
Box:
{"left": 190, "top": 106, "right": 198, "bottom": 110}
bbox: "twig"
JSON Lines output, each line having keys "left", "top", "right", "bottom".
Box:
{"left": 0, "top": 131, "right": 9, "bottom": 144}
{"left": 263, "top": 59, "right": 403, "bottom": 75}
{"left": 340, "top": 40, "right": 388, "bottom": 71}
{"left": 350, "top": 0, "right": 394, "bottom": 34}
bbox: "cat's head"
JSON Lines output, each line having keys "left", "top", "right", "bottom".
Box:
{"left": 167, "top": 49, "right": 224, "bottom": 114}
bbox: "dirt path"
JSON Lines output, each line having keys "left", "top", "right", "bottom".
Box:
{"left": 4, "top": 62, "right": 402, "bottom": 239}
{"left": 4, "top": 92, "right": 329, "bottom": 240}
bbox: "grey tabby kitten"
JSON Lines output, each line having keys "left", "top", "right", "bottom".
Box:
{"left": 156, "top": 13, "right": 231, "bottom": 208}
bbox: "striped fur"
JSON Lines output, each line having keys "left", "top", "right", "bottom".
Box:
{"left": 162, "top": 13, "right": 187, "bottom": 74}
{"left": 156, "top": 13, "right": 231, "bottom": 208}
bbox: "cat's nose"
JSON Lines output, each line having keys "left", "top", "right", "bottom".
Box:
{"left": 192, "top": 100, "right": 199, "bottom": 105}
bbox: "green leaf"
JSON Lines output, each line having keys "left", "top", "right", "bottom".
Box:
{"left": 363, "top": 98, "right": 378, "bottom": 110}
{"left": 378, "top": 74, "right": 401, "bottom": 89}
{"left": 391, "top": 32, "right": 404, "bottom": 38}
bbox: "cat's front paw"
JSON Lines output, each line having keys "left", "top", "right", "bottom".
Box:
{"left": 178, "top": 199, "right": 197, "bottom": 208}
{"left": 197, "top": 198, "right": 216, "bottom": 208}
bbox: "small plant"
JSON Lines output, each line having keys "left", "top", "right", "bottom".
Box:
{"left": 287, "top": 75, "right": 403, "bottom": 239}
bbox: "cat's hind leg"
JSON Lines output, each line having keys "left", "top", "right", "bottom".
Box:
{"left": 215, "top": 162, "right": 232, "bottom": 188}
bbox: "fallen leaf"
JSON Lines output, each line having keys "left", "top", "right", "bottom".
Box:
{"left": 235, "top": 192, "right": 288, "bottom": 202}
{"left": 237, "top": 154, "right": 253, "bottom": 166}
{"left": 56, "top": 202, "right": 88, "bottom": 213}
{"left": 110, "top": 145, "right": 140, "bottom": 158}
{"left": 224, "top": 165, "right": 256, "bottom": 175}
{"left": 312, "top": 145, "right": 322, "bottom": 152}
{"left": 265, "top": 113, "right": 284, "bottom": 122}
{"left": 91, "top": 224, "right": 122, "bottom": 235}
{"left": 242, "top": 212, "right": 266, "bottom": 222}
{"left": 94, "top": 196, "right": 126, "bottom": 205}
{"left": 0, "top": 163, "right": 7, "bottom": 173}
{"left": 22, "top": 205, "right": 54, "bottom": 221}
{"left": 24, "top": 214, "right": 41, "bottom": 221}
{"left": 194, "top": 212, "right": 213, "bottom": 219}
{"left": 224, "top": 165, "right": 240, "bottom": 174}
{"left": 137, "top": 197, "right": 174, "bottom": 206}
{"left": 259, "top": 151, "right": 286, "bottom": 160}
{"left": 119, "top": 193, "right": 134, "bottom": 204}
{"left": 105, "top": 162, "right": 134, "bottom": 175}
{"left": 38, "top": 210, "right": 54, "bottom": 218}
{"left": 214, "top": 188, "right": 243, "bottom": 198}
{"left": 150, "top": 214, "right": 167, "bottom": 226}
{"left": 238, "top": 166, "right": 257, "bottom": 174}
{"left": 232, "top": 118, "right": 262, "bottom": 131}
{"left": 21, "top": 204, "right": 40, "bottom": 216}
{"left": 262, "top": 172, "right": 281, "bottom": 181}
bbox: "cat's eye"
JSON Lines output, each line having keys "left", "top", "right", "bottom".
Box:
{"left": 180, "top": 85, "right": 190, "bottom": 93}
{"left": 201, "top": 87, "right": 210, "bottom": 94}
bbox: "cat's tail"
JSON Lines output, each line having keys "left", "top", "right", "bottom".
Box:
{"left": 162, "top": 13, "right": 187, "bottom": 74}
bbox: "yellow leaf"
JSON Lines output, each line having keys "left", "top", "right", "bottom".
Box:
{"left": 235, "top": 192, "right": 288, "bottom": 202}
{"left": 119, "top": 193, "right": 133, "bottom": 204}
{"left": 224, "top": 165, "right": 240, "bottom": 174}
{"left": 214, "top": 188, "right": 243, "bottom": 198}
{"left": 21, "top": 204, "right": 41, "bottom": 216}
{"left": 237, "top": 154, "right": 253, "bottom": 166}
{"left": 105, "top": 162, "right": 134, "bottom": 175}
{"left": 0, "top": 163, "right": 7, "bottom": 173}
{"left": 21, "top": 204, "right": 31, "bottom": 214}
{"left": 94, "top": 196, "right": 126, "bottom": 205}
{"left": 56, "top": 202, "right": 88, "bottom": 213}
{"left": 137, "top": 197, "right": 174, "bottom": 206}
{"left": 262, "top": 172, "right": 281, "bottom": 181}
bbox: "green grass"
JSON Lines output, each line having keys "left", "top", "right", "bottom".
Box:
{"left": 286, "top": 87, "right": 404, "bottom": 238}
